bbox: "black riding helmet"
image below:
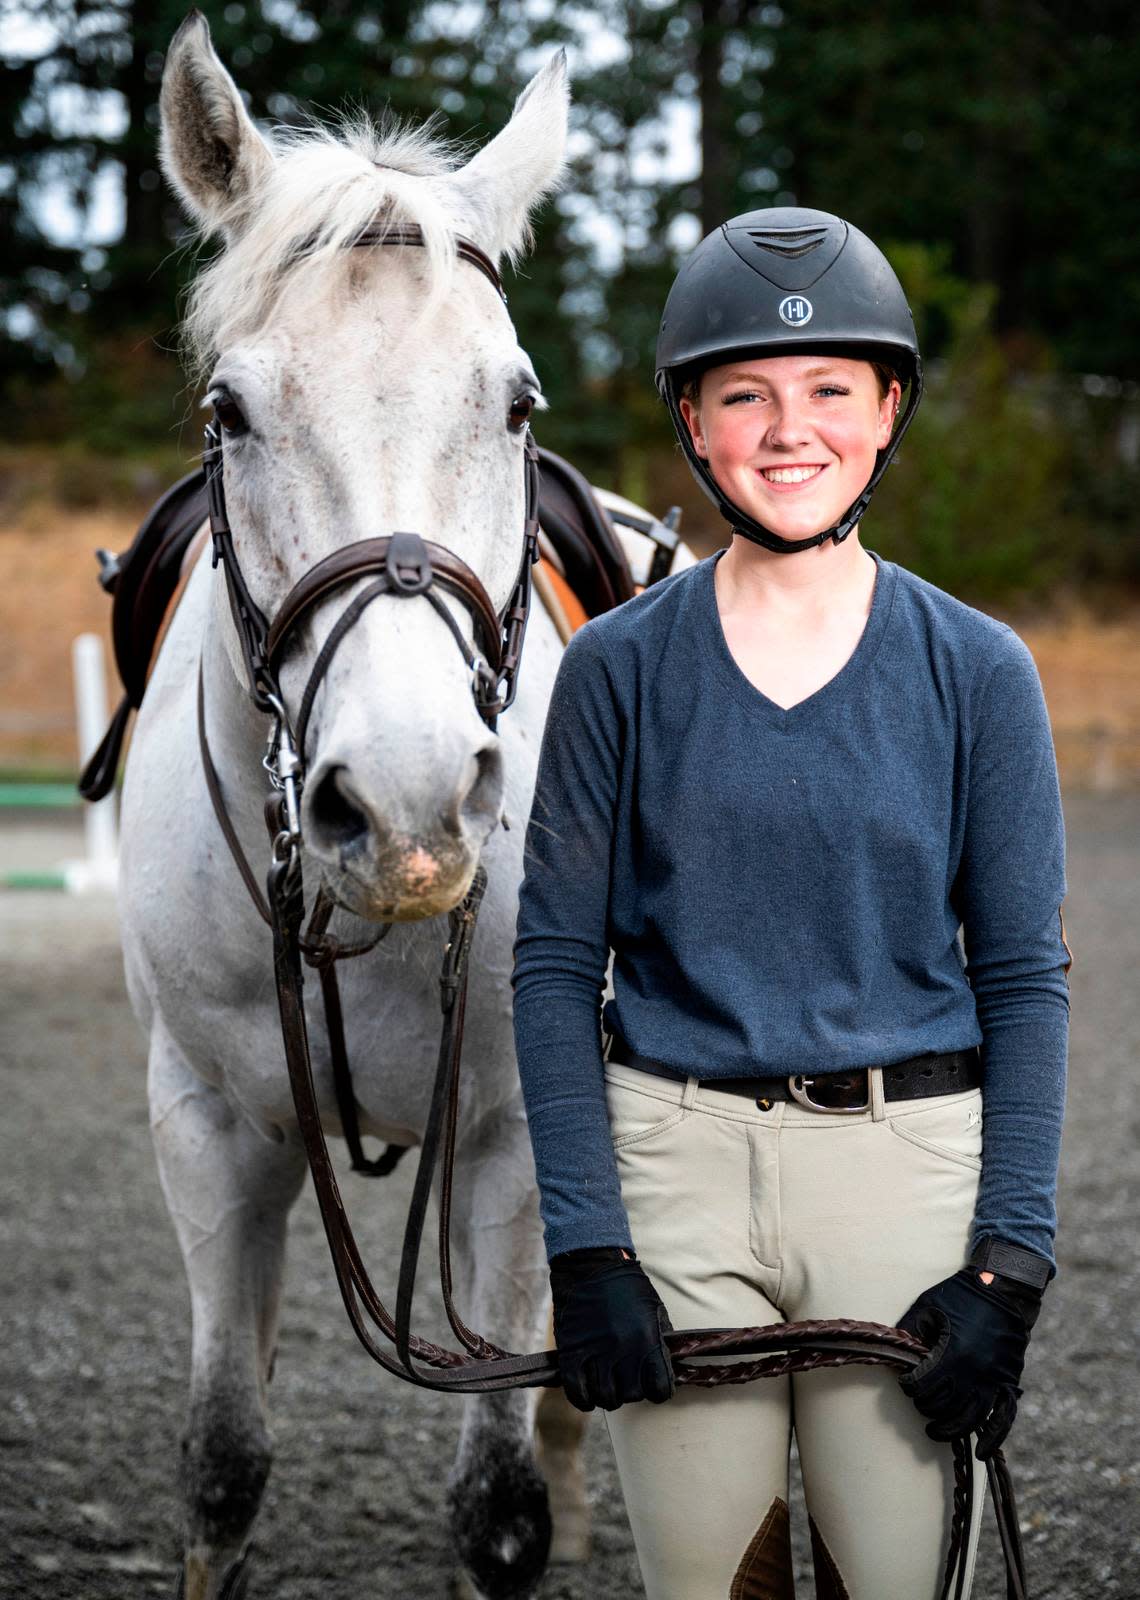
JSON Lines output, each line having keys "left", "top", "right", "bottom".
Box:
{"left": 655, "top": 207, "right": 923, "bottom": 554}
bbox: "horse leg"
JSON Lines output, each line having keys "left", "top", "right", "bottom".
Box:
{"left": 535, "top": 1332, "right": 591, "bottom": 1563}
{"left": 445, "top": 1116, "right": 553, "bottom": 1600}
{"left": 148, "top": 1023, "right": 306, "bottom": 1600}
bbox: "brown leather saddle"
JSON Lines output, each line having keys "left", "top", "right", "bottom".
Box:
{"left": 79, "top": 446, "right": 641, "bottom": 801}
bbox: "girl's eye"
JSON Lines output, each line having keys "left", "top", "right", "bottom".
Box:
{"left": 212, "top": 393, "right": 248, "bottom": 436}
{"left": 721, "top": 386, "right": 853, "bottom": 404}
{"left": 508, "top": 392, "right": 536, "bottom": 433}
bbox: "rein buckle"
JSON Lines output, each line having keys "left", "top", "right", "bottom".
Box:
{"left": 261, "top": 692, "right": 304, "bottom": 848}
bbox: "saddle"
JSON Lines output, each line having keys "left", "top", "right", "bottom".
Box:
{"left": 79, "top": 448, "right": 687, "bottom": 801}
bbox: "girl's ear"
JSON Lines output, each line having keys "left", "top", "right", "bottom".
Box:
{"left": 877, "top": 376, "right": 903, "bottom": 449}
{"left": 679, "top": 395, "right": 708, "bottom": 459}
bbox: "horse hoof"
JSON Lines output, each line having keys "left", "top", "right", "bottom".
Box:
{"left": 449, "top": 1454, "right": 551, "bottom": 1599}
{"left": 175, "top": 1553, "right": 249, "bottom": 1600}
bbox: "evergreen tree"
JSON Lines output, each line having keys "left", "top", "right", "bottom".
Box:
{"left": 3, "top": 0, "right": 1135, "bottom": 472}
{"left": 752, "top": 0, "right": 1139, "bottom": 376}
{"left": 0, "top": 0, "right": 581, "bottom": 448}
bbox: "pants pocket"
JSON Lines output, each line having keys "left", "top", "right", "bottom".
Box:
{"left": 604, "top": 1073, "right": 690, "bottom": 1150}
{"left": 886, "top": 1089, "right": 983, "bottom": 1171}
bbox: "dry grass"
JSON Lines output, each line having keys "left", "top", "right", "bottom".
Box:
{"left": 1013, "top": 613, "right": 1140, "bottom": 791}
{"left": 0, "top": 502, "right": 131, "bottom": 773}
{"left": 2, "top": 499, "right": 1138, "bottom": 788}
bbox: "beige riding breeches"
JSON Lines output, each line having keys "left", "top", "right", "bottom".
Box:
{"left": 601, "top": 1059, "right": 988, "bottom": 1600}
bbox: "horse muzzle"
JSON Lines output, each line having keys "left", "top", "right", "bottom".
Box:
{"left": 303, "top": 746, "right": 503, "bottom": 921}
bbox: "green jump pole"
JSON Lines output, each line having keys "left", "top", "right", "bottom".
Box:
{"left": 0, "top": 784, "right": 80, "bottom": 808}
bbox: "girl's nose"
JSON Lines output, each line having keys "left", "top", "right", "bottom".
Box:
{"left": 765, "top": 405, "right": 811, "bottom": 448}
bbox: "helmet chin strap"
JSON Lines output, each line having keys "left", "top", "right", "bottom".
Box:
{"left": 663, "top": 368, "right": 923, "bottom": 557}
{"left": 724, "top": 490, "right": 869, "bottom": 556}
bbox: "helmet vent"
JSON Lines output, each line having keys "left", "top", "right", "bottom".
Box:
{"left": 745, "top": 225, "right": 830, "bottom": 259}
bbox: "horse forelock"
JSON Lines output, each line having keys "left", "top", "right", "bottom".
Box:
{"left": 183, "top": 110, "right": 473, "bottom": 382}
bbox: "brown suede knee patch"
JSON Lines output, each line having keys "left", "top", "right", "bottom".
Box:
{"left": 730, "top": 1496, "right": 794, "bottom": 1600}
{"left": 809, "top": 1514, "right": 851, "bottom": 1600}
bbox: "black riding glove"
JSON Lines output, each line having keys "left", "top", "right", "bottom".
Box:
{"left": 897, "top": 1264, "right": 1044, "bottom": 1459}
{"left": 550, "top": 1247, "right": 675, "bottom": 1413}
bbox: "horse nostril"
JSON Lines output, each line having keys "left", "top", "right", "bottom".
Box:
{"left": 459, "top": 743, "right": 504, "bottom": 831}
{"left": 308, "top": 764, "right": 371, "bottom": 852}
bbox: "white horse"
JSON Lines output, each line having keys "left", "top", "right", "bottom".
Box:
{"left": 121, "top": 15, "right": 585, "bottom": 1598}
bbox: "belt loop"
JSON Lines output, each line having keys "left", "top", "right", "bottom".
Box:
{"left": 682, "top": 1075, "right": 700, "bottom": 1110}
{"left": 869, "top": 1066, "right": 887, "bottom": 1122}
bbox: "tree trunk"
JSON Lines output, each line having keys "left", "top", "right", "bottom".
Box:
{"left": 112, "top": 0, "right": 171, "bottom": 323}
{"left": 698, "top": 0, "right": 729, "bottom": 234}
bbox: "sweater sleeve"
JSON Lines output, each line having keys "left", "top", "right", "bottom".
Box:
{"left": 511, "top": 624, "right": 634, "bottom": 1260}
{"left": 952, "top": 629, "right": 1071, "bottom": 1271}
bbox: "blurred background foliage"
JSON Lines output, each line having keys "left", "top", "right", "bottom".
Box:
{"left": 2, "top": 0, "right": 1137, "bottom": 605}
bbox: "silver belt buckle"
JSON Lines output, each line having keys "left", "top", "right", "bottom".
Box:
{"left": 787, "top": 1073, "right": 869, "bottom": 1115}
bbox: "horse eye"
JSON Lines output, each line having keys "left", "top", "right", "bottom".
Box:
{"left": 508, "top": 393, "right": 536, "bottom": 433}
{"left": 213, "top": 394, "right": 248, "bottom": 437}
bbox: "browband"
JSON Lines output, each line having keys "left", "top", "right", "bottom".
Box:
{"left": 290, "top": 219, "right": 506, "bottom": 305}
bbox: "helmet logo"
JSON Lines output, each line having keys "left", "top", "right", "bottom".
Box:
{"left": 778, "top": 295, "right": 813, "bottom": 327}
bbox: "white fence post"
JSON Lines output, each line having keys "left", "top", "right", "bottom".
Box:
{"left": 68, "top": 633, "right": 118, "bottom": 890}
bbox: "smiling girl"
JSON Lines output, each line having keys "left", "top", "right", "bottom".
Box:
{"left": 512, "top": 209, "right": 1069, "bottom": 1599}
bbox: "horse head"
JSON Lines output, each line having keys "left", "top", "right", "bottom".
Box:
{"left": 160, "top": 12, "right": 568, "bottom": 922}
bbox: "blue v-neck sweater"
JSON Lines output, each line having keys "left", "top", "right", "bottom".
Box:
{"left": 511, "top": 549, "right": 1070, "bottom": 1266}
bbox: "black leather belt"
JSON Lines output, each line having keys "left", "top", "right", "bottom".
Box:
{"left": 605, "top": 1037, "right": 982, "bottom": 1114}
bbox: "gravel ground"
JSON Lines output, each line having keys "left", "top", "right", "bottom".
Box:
{"left": 0, "top": 792, "right": 1137, "bottom": 1600}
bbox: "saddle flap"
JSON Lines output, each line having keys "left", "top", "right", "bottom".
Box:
{"left": 110, "top": 468, "right": 209, "bottom": 707}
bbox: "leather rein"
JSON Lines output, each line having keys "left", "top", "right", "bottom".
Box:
{"left": 196, "top": 223, "right": 1028, "bottom": 1600}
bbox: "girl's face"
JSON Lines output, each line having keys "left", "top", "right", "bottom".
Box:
{"left": 679, "top": 355, "right": 901, "bottom": 544}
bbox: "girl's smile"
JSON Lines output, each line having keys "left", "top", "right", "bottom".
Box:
{"left": 756, "top": 462, "right": 828, "bottom": 488}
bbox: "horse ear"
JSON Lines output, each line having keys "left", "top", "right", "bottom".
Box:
{"left": 159, "top": 10, "right": 273, "bottom": 236}
{"left": 454, "top": 53, "right": 569, "bottom": 264}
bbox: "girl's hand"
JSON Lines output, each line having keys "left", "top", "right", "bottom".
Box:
{"left": 897, "top": 1263, "right": 1044, "bottom": 1459}
{"left": 550, "top": 1247, "right": 675, "bottom": 1412}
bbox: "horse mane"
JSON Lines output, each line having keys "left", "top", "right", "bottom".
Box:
{"left": 183, "top": 110, "right": 470, "bottom": 382}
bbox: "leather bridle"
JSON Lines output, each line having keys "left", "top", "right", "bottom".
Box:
{"left": 198, "top": 223, "right": 541, "bottom": 1170}
{"left": 196, "top": 223, "right": 1029, "bottom": 1600}
{"left": 201, "top": 225, "right": 540, "bottom": 854}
